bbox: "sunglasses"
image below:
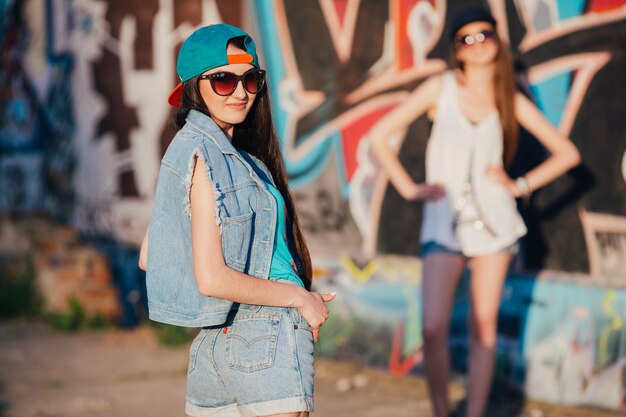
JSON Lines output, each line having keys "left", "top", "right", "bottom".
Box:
{"left": 454, "top": 30, "right": 496, "bottom": 48}
{"left": 200, "top": 68, "right": 266, "bottom": 96}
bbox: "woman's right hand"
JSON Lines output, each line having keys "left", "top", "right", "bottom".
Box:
{"left": 295, "top": 290, "right": 336, "bottom": 341}
{"left": 401, "top": 182, "right": 445, "bottom": 201}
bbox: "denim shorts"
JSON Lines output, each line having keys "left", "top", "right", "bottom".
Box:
{"left": 185, "top": 304, "right": 314, "bottom": 417}
{"left": 420, "top": 241, "right": 519, "bottom": 257}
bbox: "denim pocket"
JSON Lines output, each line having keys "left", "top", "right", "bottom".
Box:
{"left": 221, "top": 211, "right": 253, "bottom": 271}
{"left": 225, "top": 313, "right": 281, "bottom": 372}
{"left": 291, "top": 308, "right": 312, "bottom": 332}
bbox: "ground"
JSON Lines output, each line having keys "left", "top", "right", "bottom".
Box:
{"left": 0, "top": 321, "right": 622, "bottom": 417}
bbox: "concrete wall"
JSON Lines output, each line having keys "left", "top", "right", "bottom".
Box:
{"left": 1, "top": 0, "right": 626, "bottom": 410}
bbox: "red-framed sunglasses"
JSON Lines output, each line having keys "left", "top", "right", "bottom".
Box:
{"left": 200, "top": 68, "right": 266, "bottom": 96}
{"left": 454, "top": 29, "right": 496, "bottom": 48}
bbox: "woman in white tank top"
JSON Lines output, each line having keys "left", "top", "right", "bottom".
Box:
{"left": 370, "top": 6, "right": 580, "bottom": 417}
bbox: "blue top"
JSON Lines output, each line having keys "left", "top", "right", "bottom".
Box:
{"left": 250, "top": 164, "right": 304, "bottom": 288}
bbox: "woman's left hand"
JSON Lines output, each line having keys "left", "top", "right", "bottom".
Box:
{"left": 486, "top": 165, "right": 519, "bottom": 197}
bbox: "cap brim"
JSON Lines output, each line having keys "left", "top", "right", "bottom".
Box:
{"left": 168, "top": 83, "right": 183, "bottom": 106}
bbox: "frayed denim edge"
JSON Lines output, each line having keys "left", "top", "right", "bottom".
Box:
{"left": 184, "top": 147, "right": 223, "bottom": 232}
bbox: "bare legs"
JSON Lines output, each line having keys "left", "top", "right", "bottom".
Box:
{"left": 421, "top": 252, "right": 466, "bottom": 417}
{"left": 190, "top": 411, "right": 307, "bottom": 417}
{"left": 421, "top": 250, "right": 512, "bottom": 417}
{"left": 465, "top": 252, "right": 512, "bottom": 417}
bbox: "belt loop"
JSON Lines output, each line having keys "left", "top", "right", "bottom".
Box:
{"left": 289, "top": 307, "right": 297, "bottom": 325}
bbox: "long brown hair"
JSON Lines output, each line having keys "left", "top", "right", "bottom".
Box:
{"left": 173, "top": 44, "right": 313, "bottom": 291}
{"left": 453, "top": 29, "right": 519, "bottom": 166}
{"left": 233, "top": 90, "right": 313, "bottom": 290}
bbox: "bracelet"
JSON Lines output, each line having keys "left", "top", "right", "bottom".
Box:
{"left": 515, "top": 176, "right": 532, "bottom": 198}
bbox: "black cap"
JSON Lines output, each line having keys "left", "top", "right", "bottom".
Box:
{"left": 450, "top": 5, "right": 496, "bottom": 39}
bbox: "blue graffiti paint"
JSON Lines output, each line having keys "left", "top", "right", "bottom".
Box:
{"left": 0, "top": 0, "right": 7, "bottom": 38}
{"left": 522, "top": 279, "right": 626, "bottom": 356}
{"left": 251, "top": 0, "right": 288, "bottom": 141}
{"left": 556, "top": 0, "right": 586, "bottom": 20}
{"left": 286, "top": 134, "right": 334, "bottom": 188}
{"left": 0, "top": 94, "right": 38, "bottom": 150}
{"left": 0, "top": 154, "right": 45, "bottom": 211}
{"left": 320, "top": 264, "right": 626, "bottom": 409}
{"left": 252, "top": 1, "right": 343, "bottom": 189}
{"left": 332, "top": 132, "right": 351, "bottom": 198}
{"left": 530, "top": 71, "right": 572, "bottom": 128}
{"left": 90, "top": 239, "right": 148, "bottom": 328}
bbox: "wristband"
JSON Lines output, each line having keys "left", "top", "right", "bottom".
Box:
{"left": 515, "top": 176, "right": 532, "bottom": 198}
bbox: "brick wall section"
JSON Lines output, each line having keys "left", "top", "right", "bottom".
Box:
{"left": 1, "top": 216, "right": 121, "bottom": 319}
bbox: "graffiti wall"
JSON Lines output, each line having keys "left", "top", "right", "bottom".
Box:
{"left": 1, "top": 0, "right": 626, "bottom": 410}
{"left": 314, "top": 262, "right": 626, "bottom": 409}
{"left": 2, "top": 0, "right": 624, "bottom": 267}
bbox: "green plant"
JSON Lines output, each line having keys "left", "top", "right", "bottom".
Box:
{"left": 84, "top": 312, "right": 109, "bottom": 329}
{"left": 0, "top": 254, "right": 41, "bottom": 319}
{"left": 48, "top": 297, "right": 83, "bottom": 331}
{"left": 48, "top": 297, "right": 112, "bottom": 331}
{"left": 153, "top": 322, "right": 196, "bottom": 346}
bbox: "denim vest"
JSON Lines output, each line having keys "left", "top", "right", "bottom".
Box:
{"left": 146, "top": 109, "right": 279, "bottom": 327}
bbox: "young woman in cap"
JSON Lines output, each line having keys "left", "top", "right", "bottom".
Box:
{"left": 369, "top": 6, "right": 580, "bottom": 417}
{"left": 139, "top": 24, "right": 334, "bottom": 417}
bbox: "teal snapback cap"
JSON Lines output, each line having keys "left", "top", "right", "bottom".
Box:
{"left": 168, "top": 23, "right": 260, "bottom": 106}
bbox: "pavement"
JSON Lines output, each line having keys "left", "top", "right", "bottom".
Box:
{"left": 0, "top": 321, "right": 622, "bottom": 417}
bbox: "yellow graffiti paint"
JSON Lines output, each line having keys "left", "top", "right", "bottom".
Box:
{"left": 341, "top": 256, "right": 382, "bottom": 283}
{"left": 339, "top": 255, "right": 423, "bottom": 284}
{"left": 598, "top": 290, "right": 624, "bottom": 366}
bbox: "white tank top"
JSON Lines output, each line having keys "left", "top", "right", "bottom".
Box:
{"left": 420, "top": 71, "right": 527, "bottom": 256}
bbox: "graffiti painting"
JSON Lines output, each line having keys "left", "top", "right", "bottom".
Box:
{"left": 1, "top": 0, "right": 626, "bottom": 410}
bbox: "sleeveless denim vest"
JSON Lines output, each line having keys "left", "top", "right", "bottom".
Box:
{"left": 146, "top": 109, "right": 279, "bottom": 327}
